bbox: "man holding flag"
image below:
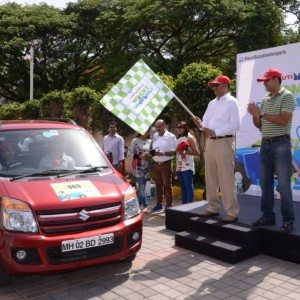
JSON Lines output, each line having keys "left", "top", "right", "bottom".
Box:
{"left": 194, "top": 75, "right": 240, "bottom": 223}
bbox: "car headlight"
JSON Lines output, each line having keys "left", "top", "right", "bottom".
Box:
{"left": 2, "top": 197, "right": 38, "bottom": 233}
{"left": 123, "top": 186, "right": 140, "bottom": 220}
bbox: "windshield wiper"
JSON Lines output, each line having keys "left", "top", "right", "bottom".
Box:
{"left": 10, "top": 169, "right": 76, "bottom": 181}
{"left": 56, "top": 166, "right": 109, "bottom": 178}
{"left": 10, "top": 166, "right": 109, "bottom": 181}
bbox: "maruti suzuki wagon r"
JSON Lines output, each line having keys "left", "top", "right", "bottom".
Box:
{"left": 0, "top": 120, "right": 142, "bottom": 285}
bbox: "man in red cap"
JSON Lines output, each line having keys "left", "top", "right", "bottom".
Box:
{"left": 193, "top": 74, "right": 240, "bottom": 222}
{"left": 248, "top": 68, "right": 295, "bottom": 233}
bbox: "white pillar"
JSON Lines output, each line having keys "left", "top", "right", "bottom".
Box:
{"left": 29, "top": 44, "right": 34, "bottom": 100}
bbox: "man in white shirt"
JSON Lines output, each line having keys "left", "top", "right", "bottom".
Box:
{"left": 194, "top": 75, "right": 240, "bottom": 222}
{"left": 151, "top": 119, "right": 177, "bottom": 212}
{"left": 102, "top": 121, "right": 125, "bottom": 173}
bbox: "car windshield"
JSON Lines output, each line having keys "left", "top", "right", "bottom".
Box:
{"left": 0, "top": 128, "right": 110, "bottom": 177}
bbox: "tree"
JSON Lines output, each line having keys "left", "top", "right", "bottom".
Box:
{"left": 21, "top": 100, "right": 41, "bottom": 119}
{"left": 174, "top": 62, "right": 221, "bottom": 120}
{"left": 0, "top": 0, "right": 287, "bottom": 104}
{"left": 275, "top": 0, "right": 300, "bottom": 24}
{"left": 40, "top": 90, "right": 66, "bottom": 118}
{"left": 0, "top": 4, "right": 74, "bottom": 101}
{"left": 120, "top": 0, "right": 285, "bottom": 76}
{"left": 0, "top": 102, "right": 23, "bottom": 120}
{"left": 65, "top": 86, "right": 99, "bottom": 130}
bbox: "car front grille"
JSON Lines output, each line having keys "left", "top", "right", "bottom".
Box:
{"left": 35, "top": 202, "right": 122, "bottom": 235}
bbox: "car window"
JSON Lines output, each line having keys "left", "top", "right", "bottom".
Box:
{"left": 0, "top": 128, "right": 109, "bottom": 177}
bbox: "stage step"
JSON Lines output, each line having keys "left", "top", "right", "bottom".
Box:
{"left": 174, "top": 216, "right": 261, "bottom": 263}
{"left": 166, "top": 198, "right": 300, "bottom": 264}
{"left": 189, "top": 216, "right": 260, "bottom": 245}
{"left": 175, "top": 230, "right": 256, "bottom": 264}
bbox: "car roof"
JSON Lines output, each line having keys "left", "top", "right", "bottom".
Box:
{"left": 0, "top": 120, "right": 81, "bottom": 131}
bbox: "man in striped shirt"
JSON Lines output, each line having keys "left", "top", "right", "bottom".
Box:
{"left": 248, "top": 68, "right": 295, "bottom": 233}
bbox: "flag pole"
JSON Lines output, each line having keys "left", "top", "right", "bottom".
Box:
{"left": 173, "top": 94, "right": 195, "bottom": 118}
{"left": 173, "top": 94, "right": 204, "bottom": 131}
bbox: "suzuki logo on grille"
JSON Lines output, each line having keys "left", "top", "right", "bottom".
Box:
{"left": 78, "top": 209, "right": 90, "bottom": 221}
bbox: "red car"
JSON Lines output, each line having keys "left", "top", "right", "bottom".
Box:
{"left": 0, "top": 120, "right": 142, "bottom": 286}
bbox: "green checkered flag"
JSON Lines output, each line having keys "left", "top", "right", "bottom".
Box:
{"left": 100, "top": 59, "right": 175, "bottom": 134}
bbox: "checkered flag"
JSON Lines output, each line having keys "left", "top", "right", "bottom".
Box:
{"left": 100, "top": 59, "right": 175, "bottom": 134}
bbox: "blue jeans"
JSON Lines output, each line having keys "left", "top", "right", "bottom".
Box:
{"left": 260, "top": 139, "right": 294, "bottom": 222}
{"left": 177, "top": 170, "right": 194, "bottom": 204}
{"left": 135, "top": 176, "right": 148, "bottom": 207}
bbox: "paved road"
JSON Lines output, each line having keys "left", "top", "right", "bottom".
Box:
{"left": 1, "top": 208, "right": 300, "bottom": 299}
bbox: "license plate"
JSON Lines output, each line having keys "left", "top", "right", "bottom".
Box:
{"left": 61, "top": 233, "right": 114, "bottom": 252}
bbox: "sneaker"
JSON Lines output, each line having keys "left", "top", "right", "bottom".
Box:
{"left": 252, "top": 217, "right": 276, "bottom": 226}
{"left": 280, "top": 222, "right": 294, "bottom": 233}
{"left": 151, "top": 204, "right": 163, "bottom": 213}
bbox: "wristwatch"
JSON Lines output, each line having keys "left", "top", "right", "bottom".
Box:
{"left": 259, "top": 111, "right": 266, "bottom": 119}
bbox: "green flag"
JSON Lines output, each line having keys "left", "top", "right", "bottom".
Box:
{"left": 100, "top": 59, "right": 175, "bottom": 134}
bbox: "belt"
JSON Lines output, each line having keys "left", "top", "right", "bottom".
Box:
{"left": 153, "top": 160, "right": 172, "bottom": 165}
{"left": 209, "top": 135, "right": 233, "bottom": 140}
{"left": 262, "top": 134, "right": 290, "bottom": 143}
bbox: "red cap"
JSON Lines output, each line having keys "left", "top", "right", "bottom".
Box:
{"left": 257, "top": 68, "right": 282, "bottom": 82}
{"left": 208, "top": 75, "right": 231, "bottom": 87}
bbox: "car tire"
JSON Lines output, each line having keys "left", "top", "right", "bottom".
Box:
{"left": 234, "top": 162, "right": 251, "bottom": 193}
{"left": 0, "top": 263, "right": 11, "bottom": 287}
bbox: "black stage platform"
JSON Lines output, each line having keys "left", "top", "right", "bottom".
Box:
{"left": 165, "top": 195, "right": 300, "bottom": 264}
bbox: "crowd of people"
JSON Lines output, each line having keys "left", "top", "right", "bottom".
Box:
{"left": 102, "top": 67, "right": 296, "bottom": 233}
{"left": 0, "top": 68, "right": 294, "bottom": 232}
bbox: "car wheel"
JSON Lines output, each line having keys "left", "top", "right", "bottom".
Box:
{"left": 0, "top": 264, "right": 11, "bottom": 287}
{"left": 234, "top": 162, "right": 251, "bottom": 193}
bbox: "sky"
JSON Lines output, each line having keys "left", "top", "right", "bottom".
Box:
{"left": 0, "top": 0, "right": 76, "bottom": 8}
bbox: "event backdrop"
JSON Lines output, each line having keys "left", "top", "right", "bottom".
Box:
{"left": 236, "top": 42, "right": 300, "bottom": 201}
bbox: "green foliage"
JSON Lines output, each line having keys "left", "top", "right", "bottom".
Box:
{"left": 21, "top": 99, "right": 41, "bottom": 119}
{"left": 40, "top": 90, "right": 66, "bottom": 118}
{"left": 0, "top": 3, "right": 74, "bottom": 102}
{"left": 274, "top": 0, "right": 300, "bottom": 25}
{"left": 174, "top": 62, "right": 221, "bottom": 120}
{"left": 0, "top": 102, "right": 24, "bottom": 119}
{"left": 0, "top": 0, "right": 288, "bottom": 104}
{"left": 157, "top": 73, "right": 175, "bottom": 91}
{"left": 65, "top": 86, "right": 99, "bottom": 130}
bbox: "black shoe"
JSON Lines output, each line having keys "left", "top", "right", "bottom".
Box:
{"left": 252, "top": 217, "right": 276, "bottom": 226}
{"left": 280, "top": 222, "right": 294, "bottom": 233}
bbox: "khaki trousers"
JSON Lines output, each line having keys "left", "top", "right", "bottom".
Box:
{"left": 152, "top": 160, "right": 173, "bottom": 206}
{"left": 204, "top": 137, "right": 239, "bottom": 217}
